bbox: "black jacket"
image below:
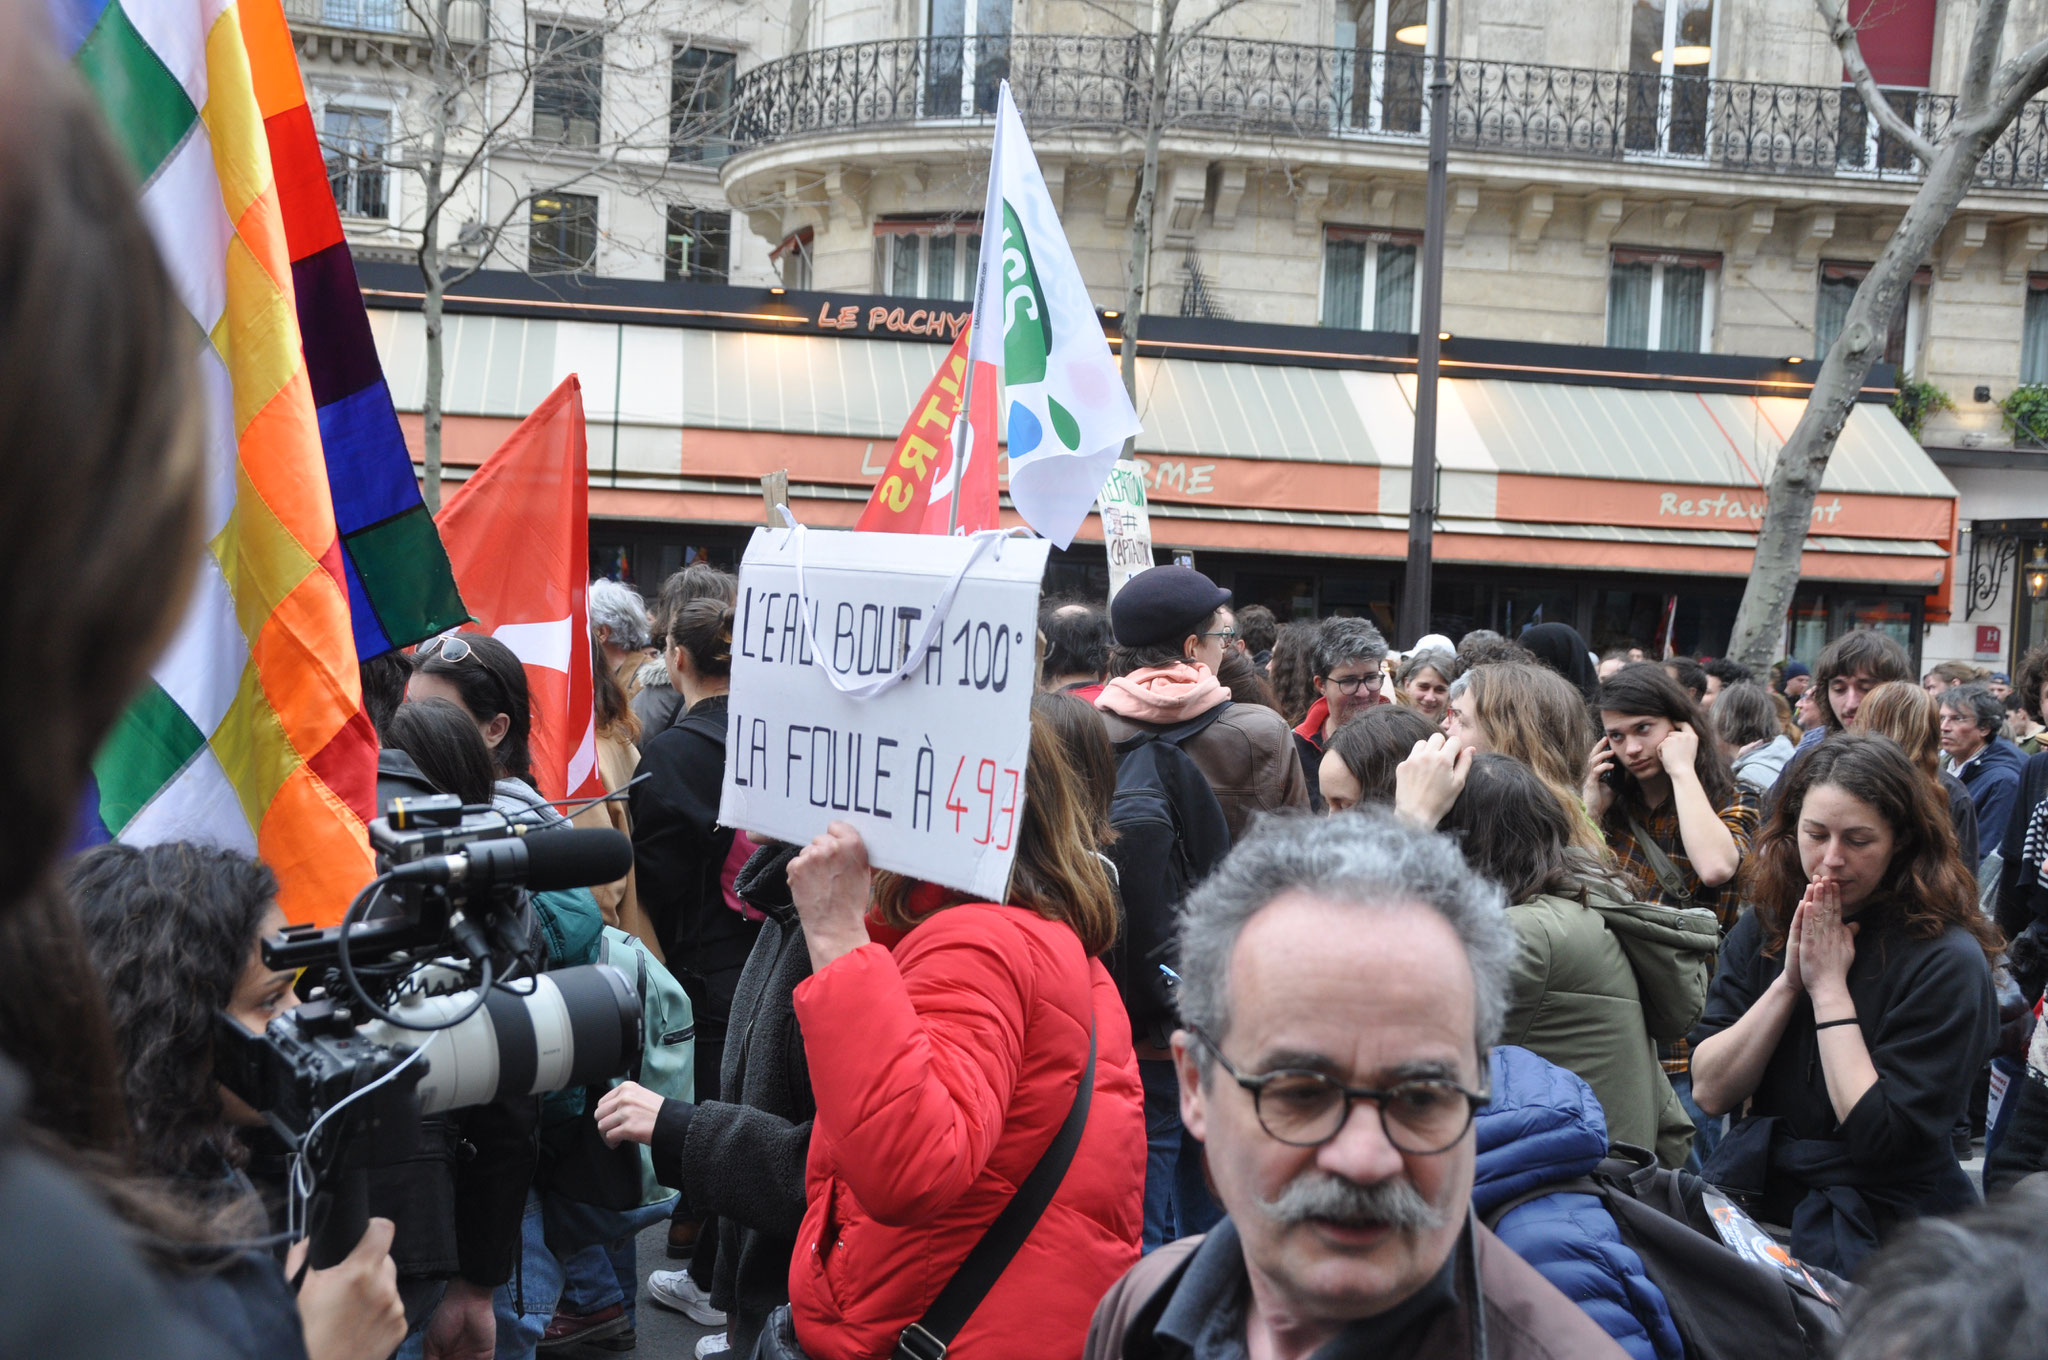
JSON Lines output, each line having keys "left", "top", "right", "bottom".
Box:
{"left": 631, "top": 695, "right": 759, "bottom": 976}
{"left": 651, "top": 844, "right": 816, "bottom": 1356}
{"left": 0, "top": 1060, "right": 215, "bottom": 1360}
{"left": 1692, "top": 910, "right": 1996, "bottom": 1275}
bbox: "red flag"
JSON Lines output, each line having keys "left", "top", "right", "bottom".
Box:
{"left": 436, "top": 377, "right": 604, "bottom": 805}
{"left": 858, "top": 327, "right": 972, "bottom": 532}
{"left": 853, "top": 325, "right": 1001, "bottom": 536}
{"left": 920, "top": 354, "right": 1001, "bottom": 537}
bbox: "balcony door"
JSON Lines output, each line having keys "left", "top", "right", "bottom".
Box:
{"left": 1335, "top": 0, "right": 1426, "bottom": 135}
{"left": 1626, "top": 0, "right": 1713, "bottom": 158}
{"left": 925, "top": 0, "right": 1011, "bottom": 118}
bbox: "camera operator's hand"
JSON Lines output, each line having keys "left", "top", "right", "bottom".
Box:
{"left": 597, "top": 1080, "right": 664, "bottom": 1147}
{"left": 288, "top": 1216, "right": 405, "bottom": 1360}
{"left": 423, "top": 1277, "right": 497, "bottom": 1360}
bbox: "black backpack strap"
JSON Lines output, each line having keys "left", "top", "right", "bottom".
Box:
{"left": 896, "top": 1024, "right": 1097, "bottom": 1360}
{"left": 1153, "top": 701, "right": 1232, "bottom": 748}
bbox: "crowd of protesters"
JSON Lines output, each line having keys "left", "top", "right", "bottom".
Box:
{"left": 6, "top": 16, "right": 2048, "bottom": 1356}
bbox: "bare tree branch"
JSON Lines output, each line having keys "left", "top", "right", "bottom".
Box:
{"left": 1980, "top": 30, "right": 2048, "bottom": 134}
{"left": 1815, "top": 0, "right": 1937, "bottom": 164}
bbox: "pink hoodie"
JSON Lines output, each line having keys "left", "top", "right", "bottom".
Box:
{"left": 1094, "top": 662, "right": 1231, "bottom": 725}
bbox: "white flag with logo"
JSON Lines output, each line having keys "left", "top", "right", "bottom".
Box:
{"left": 967, "top": 81, "right": 1143, "bottom": 550}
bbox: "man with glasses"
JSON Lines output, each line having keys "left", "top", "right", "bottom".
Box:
{"left": 1086, "top": 814, "right": 1628, "bottom": 1360}
{"left": 1293, "top": 616, "right": 1391, "bottom": 810}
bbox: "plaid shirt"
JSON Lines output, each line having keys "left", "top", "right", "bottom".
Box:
{"left": 1604, "top": 783, "right": 1763, "bottom": 1074}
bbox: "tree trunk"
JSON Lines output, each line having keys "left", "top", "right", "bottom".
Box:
{"left": 418, "top": 0, "right": 457, "bottom": 513}
{"left": 1724, "top": 135, "right": 1989, "bottom": 668}
{"left": 1119, "top": 15, "right": 1173, "bottom": 408}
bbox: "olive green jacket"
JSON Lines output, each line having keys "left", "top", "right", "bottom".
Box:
{"left": 1500, "top": 890, "right": 1720, "bottom": 1168}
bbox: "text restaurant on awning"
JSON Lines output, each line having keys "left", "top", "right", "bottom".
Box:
{"left": 361, "top": 267, "right": 1956, "bottom": 662}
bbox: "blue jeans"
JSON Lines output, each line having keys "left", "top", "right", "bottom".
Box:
{"left": 488, "top": 1190, "right": 679, "bottom": 1359}
{"left": 1670, "top": 1070, "right": 1724, "bottom": 1175}
{"left": 1138, "top": 1059, "right": 1220, "bottom": 1252}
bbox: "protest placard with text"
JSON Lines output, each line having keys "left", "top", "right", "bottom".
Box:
{"left": 1096, "top": 459, "right": 1154, "bottom": 600}
{"left": 719, "top": 528, "right": 1050, "bottom": 900}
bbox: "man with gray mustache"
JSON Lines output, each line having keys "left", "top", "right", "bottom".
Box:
{"left": 1086, "top": 814, "right": 1629, "bottom": 1360}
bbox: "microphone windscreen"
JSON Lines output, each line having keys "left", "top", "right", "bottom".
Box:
{"left": 515, "top": 827, "right": 634, "bottom": 892}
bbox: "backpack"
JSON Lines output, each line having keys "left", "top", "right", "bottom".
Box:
{"left": 1105, "top": 706, "right": 1232, "bottom": 1048}
{"left": 542, "top": 926, "right": 697, "bottom": 1210}
{"left": 1484, "top": 1144, "right": 1846, "bottom": 1360}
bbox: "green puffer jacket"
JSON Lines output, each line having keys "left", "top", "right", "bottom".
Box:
{"left": 1500, "top": 888, "right": 1720, "bottom": 1168}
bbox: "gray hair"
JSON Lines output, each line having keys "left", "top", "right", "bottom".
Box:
{"left": 1313, "top": 616, "right": 1388, "bottom": 679}
{"left": 1397, "top": 647, "right": 1455, "bottom": 689}
{"left": 1835, "top": 1184, "right": 2048, "bottom": 1360}
{"left": 1944, "top": 683, "right": 2005, "bottom": 737}
{"left": 1175, "top": 811, "right": 1514, "bottom": 1067}
{"left": 588, "top": 579, "right": 651, "bottom": 651}
{"left": 1446, "top": 671, "right": 1472, "bottom": 703}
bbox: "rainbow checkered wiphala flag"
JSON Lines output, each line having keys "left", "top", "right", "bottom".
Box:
{"left": 60, "top": 0, "right": 466, "bottom": 923}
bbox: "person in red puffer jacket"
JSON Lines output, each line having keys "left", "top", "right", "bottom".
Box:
{"left": 778, "top": 713, "right": 1146, "bottom": 1360}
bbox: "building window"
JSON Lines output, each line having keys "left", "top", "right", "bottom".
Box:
{"left": 1606, "top": 248, "right": 1718, "bottom": 352}
{"left": 530, "top": 191, "right": 598, "bottom": 272}
{"left": 2023, "top": 276, "right": 2048, "bottom": 385}
{"left": 1814, "top": 260, "right": 1927, "bottom": 370}
{"left": 1320, "top": 227, "right": 1419, "bottom": 332}
{"left": 671, "top": 46, "right": 736, "bottom": 163}
{"left": 1626, "top": 0, "right": 1713, "bottom": 155}
{"left": 874, "top": 220, "right": 982, "bottom": 301}
{"left": 533, "top": 24, "right": 602, "bottom": 146}
{"left": 665, "top": 207, "right": 730, "bottom": 283}
{"left": 323, "top": 106, "right": 389, "bottom": 219}
{"left": 773, "top": 227, "right": 813, "bottom": 290}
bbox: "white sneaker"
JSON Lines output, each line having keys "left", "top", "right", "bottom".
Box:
{"left": 694, "top": 1334, "right": 730, "bottom": 1358}
{"left": 647, "top": 1268, "right": 727, "bottom": 1326}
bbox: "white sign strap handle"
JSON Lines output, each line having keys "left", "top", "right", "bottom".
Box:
{"left": 776, "top": 506, "right": 1027, "bottom": 701}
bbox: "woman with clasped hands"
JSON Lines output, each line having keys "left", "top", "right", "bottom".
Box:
{"left": 1688, "top": 735, "right": 2001, "bottom": 1277}
{"left": 764, "top": 713, "right": 1145, "bottom": 1360}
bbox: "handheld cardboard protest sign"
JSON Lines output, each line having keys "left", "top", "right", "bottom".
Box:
{"left": 1096, "top": 459, "right": 1153, "bottom": 601}
{"left": 720, "top": 528, "right": 1050, "bottom": 901}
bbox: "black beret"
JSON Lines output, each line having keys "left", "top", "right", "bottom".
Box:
{"left": 1110, "top": 566, "right": 1232, "bottom": 648}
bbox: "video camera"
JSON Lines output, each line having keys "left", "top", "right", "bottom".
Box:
{"left": 215, "top": 794, "right": 641, "bottom": 1266}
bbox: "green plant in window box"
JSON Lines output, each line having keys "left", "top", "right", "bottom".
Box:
{"left": 1889, "top": 379, "right": 1953, "bottom": 441}
{"left": 2003, "top": 384, "right": 2048, "bottom": 449}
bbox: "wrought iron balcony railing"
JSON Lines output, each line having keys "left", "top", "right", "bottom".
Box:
{"left": 729, "top": 34, "right": 2048, "bottom": 190}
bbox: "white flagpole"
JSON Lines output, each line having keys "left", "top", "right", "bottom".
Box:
{"left": 950, "top": 82, "right": 1012, "bottom": 535}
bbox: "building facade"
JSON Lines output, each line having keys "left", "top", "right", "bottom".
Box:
{"left": 312, "top": 0, "right": 2048, "bottom": 668}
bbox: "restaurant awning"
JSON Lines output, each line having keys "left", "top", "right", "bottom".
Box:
{"left": 374, "top": 311, "right": 1955, "bottom": 591}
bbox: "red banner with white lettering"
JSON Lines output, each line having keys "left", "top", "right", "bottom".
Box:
{"left": 855, "top": 325, "right": 999, "bottom": 535}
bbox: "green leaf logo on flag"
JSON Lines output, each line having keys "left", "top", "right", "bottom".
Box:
{"left": 1000, "top": 201, "right": 1080, "bottom": 454}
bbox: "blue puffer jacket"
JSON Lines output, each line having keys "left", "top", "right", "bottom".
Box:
{"left": 1472, "top": 1046, "right": 1683, "bottom": 1360}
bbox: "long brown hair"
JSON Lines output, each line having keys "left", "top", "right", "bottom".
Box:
{"left": 873, "top": 708, "right": 1120, "bottom": 956}
{"left": 1744, "top": 734, "right": 2000, "bottom": 964}
{"left": 1855, "top": 681, "right": 1941, "bottom": 778}
{"left": 1593, "top": 662, "right": 1737, "bottom": 820}
{"left": 1466, "top": 663, "right": 1606, "bottom": 855}
{"left": 593, "top": 622, "right": 641, "bottom": 742}
{"left": 1267, "top": 621, "right": 1320, "bottom": 727}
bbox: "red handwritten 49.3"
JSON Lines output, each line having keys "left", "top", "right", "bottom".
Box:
{"left": 945, "top": 756, "right": 1021, "bottom": 850}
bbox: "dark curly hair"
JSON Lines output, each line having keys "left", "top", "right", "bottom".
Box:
{"left": 1267, "top": 620, "right": 1320, "bottom": 727}
{"left": 2015, "top": 642, "right": 2048, "bottom": 725}
{"left": 1743, "top": 734, "right": 2000, "bottom": 966}
{"left": 66, "top": 843, "right": 280, "bottom": 1180}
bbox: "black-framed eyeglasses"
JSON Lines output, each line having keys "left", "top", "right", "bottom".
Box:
{"left": 1188, "top": 1026, "right": 1487, "bottom": 1153}
{"left": 1198, "top": 629, "right": 1238, "bottom": 642}
{"left": 1327, "top": 672, "right": 1385, "bottom": 694}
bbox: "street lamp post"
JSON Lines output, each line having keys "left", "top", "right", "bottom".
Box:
{"left": 1397, "top": 0, "right": 1451, "bottom": 648}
